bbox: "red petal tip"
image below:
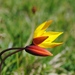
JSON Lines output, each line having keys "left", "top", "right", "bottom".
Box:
{"left": 33, "top": 36, "right": 48, "bottom": 45}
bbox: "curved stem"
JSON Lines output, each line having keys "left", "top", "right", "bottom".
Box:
{"left": 0, "top": 47, "right": 25, "bottom": 56}
{"left": 0, "top": 47, "right": 25, "bottom": 73}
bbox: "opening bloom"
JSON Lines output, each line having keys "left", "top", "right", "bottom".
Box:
{"left": 25, "top": 20, "right": 63, "bottom": 56}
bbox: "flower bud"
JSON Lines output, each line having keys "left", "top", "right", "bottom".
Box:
{"left": 25, "top": 45, "right": 53, "bottom": 56}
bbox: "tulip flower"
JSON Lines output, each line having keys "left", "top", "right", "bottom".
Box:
{"left": 25, "top": 20, "right": 63, "bottom": 56}
{"left": 0, "top": 20, "right": 63, "bottom": 73}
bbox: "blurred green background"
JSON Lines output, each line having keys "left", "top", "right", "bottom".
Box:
{"left": 0, "top": 0, "right": 75, "bottom": 75}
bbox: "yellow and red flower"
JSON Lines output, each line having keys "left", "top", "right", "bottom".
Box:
{"left": 25, "top": 20, "right": 63, "bottom": 56}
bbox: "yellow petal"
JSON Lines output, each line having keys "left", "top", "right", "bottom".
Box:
{"left": 42, "top": 20, "right": 53, "bottom": 30}
{"left": 39, "top": 42, "right": 63, "bottom": 48}
{"left": 34, "top": 30, "right": 45, "bottom": 38}
{"left": 34, "top": 22, "right": 46, "bottom": 32}
{"left": 43, "top": 32, "right": 63, "bottom": 43}
{"left": 33, "top": 20, "right": 53, "bottom": 38}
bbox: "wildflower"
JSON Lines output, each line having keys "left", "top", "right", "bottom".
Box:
{"left": 25, "top": 20, "right": 63, "bottom": 56}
